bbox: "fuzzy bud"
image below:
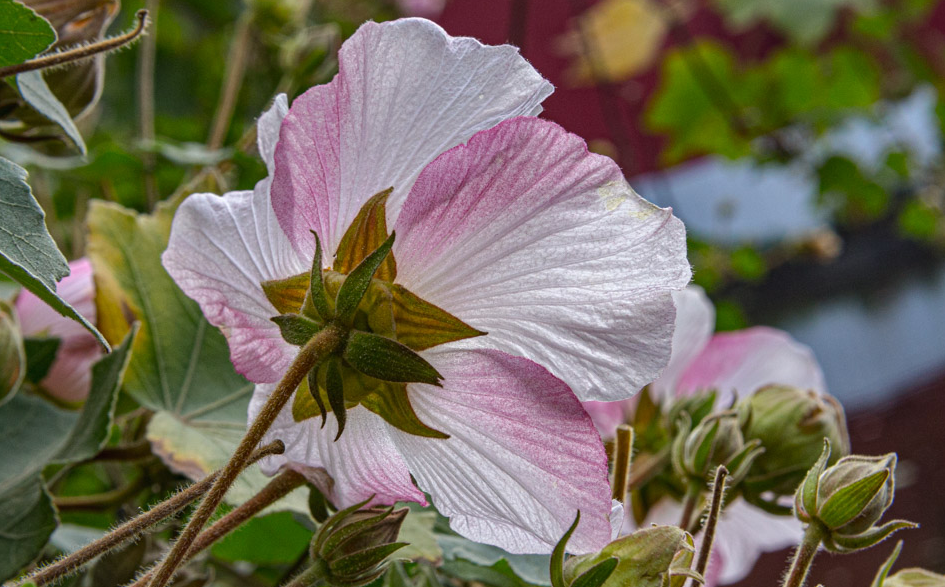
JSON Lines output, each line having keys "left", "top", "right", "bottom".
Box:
{"left": 794, "top": 442, "right": 915, "bottom": 553}
{"left": 739, "top": 385, "right": 850, "bottom": 497}
{"left": 309, "top": 500, "right": 409, "bottom": 587}
{"left": 672, "top": 410, "right": 763, "bottom": 486}
{"left": 563, "top": 526, "right": 697, "bottom": 587}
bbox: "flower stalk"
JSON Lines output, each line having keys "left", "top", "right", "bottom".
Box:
{"left": 130, "top": 470, "right": 306, "bottom": 587}
{"left": 692, "top": 466, "right": 728, "bottom": 580}
{"left": 18, "top": 440, "right": 285, "bottom": 587}
{"left": 145, "top": 324, "right": 347, "bottom": 587}
{"left": 782, "top": 521, "right": 826, "bottom": 587}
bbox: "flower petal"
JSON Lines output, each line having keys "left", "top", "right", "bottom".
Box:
{"left": 250, "top": 383, "right": 425, "bottom": 507}
{"left": 163, "top": 98, "right": 307, "bottom": 383}
{"left": 583, "top": 401, "right": 627, "bottom": 439}
{"left": 15, "top": 258, "right": 102, "bottom": 402}
{"left": 257, "top": 94, "right": 289, "bottom": 175}
{"left": 677, "top": 326, "right": 827, "bottom": 407}
{"left": 162, "top": 184, "right": 307, "bottom": 383}
{"left": 271, "top": 18, "right": 553, "bottom": 260}
{"left": 650, "top": 286, "right": 715, "bottom": 400}
{"left": 392, "top": 117, "right": 690, "bottom": 401}
{"left": 389, "top": 347, "right": 613, "bottom": 554}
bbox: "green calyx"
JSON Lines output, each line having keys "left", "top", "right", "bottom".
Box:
{"left": 260, "top": 189, "right": 484, "bottom": 441}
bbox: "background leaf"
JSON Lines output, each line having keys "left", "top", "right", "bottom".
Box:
{"left": 15, "top": 71, "right": 87, "bottom": 154}
{"left": 0, "top": 0, "right": 55, "bottom": 68}
{"left": 86, "top": 199, "right": 306, "bottom": 510}
{"left": 0, "top": 328, "right": 132, "bottom": 580}
{"left": 0, "top": 156, "right": 107, "bottom": 349}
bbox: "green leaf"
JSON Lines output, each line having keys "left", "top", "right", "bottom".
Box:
{"left": 394, "top": 510, "right": 442, "bottom": 563}
{"left": 361, "top": 383, "right": 448, "bottom": 439}
{"left": 711, "top": 0, "right": 876, "bottom": 45}
{"left": 22, "top": 336, "right": 58, "bottom": 384}
{"left": 0, "top": 329, "right": 132, "bottom": 580}
{"left": 334, "top": 188, "right": 396, "bottom": 281}
{"left": 86, "top": 199, "right": 306, "bottom": 511}
{"left": 551, "top": 512, "right": 580, "bottom": 587}
{"left": 819, "top": 469, "right": 889, "bottom": 529}
{"left": 871, "top": 541, "right": 903, "bottom": 587}
{"left": 570, "top": 558, "right": 618, "bottom": 587}
{"left": 438, "top": 533, "right": 552, "bottom": 586}
{"left": 344, "top": 330, "right": 442, "bottom": 385}
{"left": 335, "top": 232, "right": 395, "bottom": 324}
{"left": 0, "top": 300, "right": 25, "bottom": 405}
{"left": 212, "top": 511, "right": 313, "bottom": 564}
{"left": 15, "top": 71, "right": 87, "bottom": 154}
{"left": 0, "top": 0, "right": 56, "bottom": 69}
{"left": 0, "top": 157, "right": 107, "bottom": 350}
{"left": 271, "top": 313, "right": 323, "bottom": 346}
{"left": 390, "top": 285, "right": 484, "bottom": 351}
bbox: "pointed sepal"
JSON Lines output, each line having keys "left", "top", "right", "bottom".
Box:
{"left": 819, "top": 469, "right": 890, "bottom": 530}
{"left": 343, "top": 330, "right": 442, "bottom": 385}
{"left": 271, "top": 313, "right": 324, "bottom": 346}
{"left": 551, "top": 512, "right": 580, "bottom": 587}
{"left": 326, "top": 357, "right": 347, "bottom": 440}
{"left": 870, "top": 540, "right": 903, "bottom": 587}
{"left": 308, "top": 367, "right": 328, "bottom": 428}
{"left": 335, "top": 233, "right": 396, "bottom": 325}
{"left": 796, "top": 439, "right": 832, "bottom": 521}
{"left": 305, "top": 231, "right": 333, "bottom": 321}
{"left": 390, "top": 284, "right": 485, "bottom": 350}
{"left": 262, "top": 271, "right": 308, "bottom": 314}
{"left": 826, "top": 520, "right": 917, "bottom": 553}
{"left": 361, "top": 384, "right": 448, "bottom": 439}
{"left": 334, "top": 188, "right": 397, "bottom": 282}
{"left": 569, "top": 558, "right": 618, "bottom": 587}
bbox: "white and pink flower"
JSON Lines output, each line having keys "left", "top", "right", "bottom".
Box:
{"left": 162, "top": 18, "right": 689, "bottom": 554}
{"left": 588, "top": 286, "right": 826, "bottom": 584}
{"left": 14, "top": 258, "right": 102, "bottom": 403}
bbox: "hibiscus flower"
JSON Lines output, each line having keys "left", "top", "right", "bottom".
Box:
{"left": 163, "top": 18, "right": 689, "bottom": 554}
{"left": 587, "top": 286, "right": 828, "bottom": 583}
{"left": 14, "top": 258, "right": 102, "bottom": 404}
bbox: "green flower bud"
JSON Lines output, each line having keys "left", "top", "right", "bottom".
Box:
{"left": 672, "top": 410, "right": 763, "bottom": 485}
{"left": 794, "top": 442, "right": 915, "bottom": 553}
{"left": 0, "top": 300, "right": 25, "bottom": 406}
{"left": 309, "top": 499, "right": 409, "bottom": 587}
{"left": 563, "top": 526, "right": 697, "bottom": 587}
{"left": 739, "top": 385, "right": 850, "bottom": 497}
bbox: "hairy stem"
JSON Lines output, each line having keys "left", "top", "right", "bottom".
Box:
{"left": 129, "top": 470, "right": 306, "bottom": 587}
{"left": 0, "top": 11, "right": 149, "bottom": 79}
{"left": 284, "top": 564, "right": 325, "bottom": 587}
{"left": 692, "top": 467, "right": 728, "bottom": 582}
{"left": 19, "top": 440, "right": 284, "bottom": 587}
{"left": 146, "top": 325, "right": 347, "bottom": 587}
{"left": 783, "top": 522, "right": 826, "bottom": 587}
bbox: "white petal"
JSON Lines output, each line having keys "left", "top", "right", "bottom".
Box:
{"left": 393, "top": 117, "right": 691, "bottom": 401}
{"left": 250, "top": 383, "right": 424, "bottom": 507}
{"left": 712, "top": 501, "right": 803, "bottom": 584}
{"left": 257, "top": 93, "right": 289, "bottom": 175}
{"left": 271, "top": 17, "right": 554, "bottom": 260}
{"left": 650, "top": 286, "right": 715, "bottom": 400}
{"left": 390, "top": 347, "right": 613, "bottom": 554}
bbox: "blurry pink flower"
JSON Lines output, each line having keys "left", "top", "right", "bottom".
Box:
{"left": 14, "top": 258, "right": 102, "bottom": 403}
{"left": 588, "top": 286, "right": 826, "bottom": 584}
{"left": 163, "top": 18, "right": 689, "bottom": 554}
{"left": 396, "top": 0, "right": 446, "bottom": 18}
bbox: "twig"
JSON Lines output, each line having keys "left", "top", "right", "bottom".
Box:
{"left": 207, "top": 12, "right": 255, "bottom": 152}
{"left": 0, "top": 11, "right": 149, "bottom": 79}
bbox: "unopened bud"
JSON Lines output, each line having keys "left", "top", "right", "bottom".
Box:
{"left": 563, "top": 526, "right": 697, "bottom": 587}
{"left": 309, "top": 499, "right": 408, "bottom": 587}
{"left": 0, "top": 300, "right": 25, "bottom": 405}
{"left": 794, "top": 441, "right": 915, "bottom": 553}
{"left": 672, "top": 410, "right": 763, "bottom": 486}
{"left": 739, "top": 385, "right": 850, "bottom": 497}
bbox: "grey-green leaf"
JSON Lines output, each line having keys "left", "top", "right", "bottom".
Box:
{"left": 15, "top": 71, "right": 87, "bottom": 154}
{"left": 0, "top": 0, "right": 56, "bottom": 69}
{"left": 0, "top": 157, "right": 107, "bottom": 349}
{"left": 343, "top": 330, "right": 442, "bottom": 385}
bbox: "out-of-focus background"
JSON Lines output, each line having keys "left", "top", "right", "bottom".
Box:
{"left": 5, "top": 0, "right": 944, "bottom": 583}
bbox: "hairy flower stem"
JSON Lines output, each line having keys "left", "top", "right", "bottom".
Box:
{"left": 692, "top": 467, "right": 728, "bottom": 582}
{"left": 146, "top": 325, "right": 347, "bottom": 587}
{"left": 284, "top": 565, "right": 326, "bottom": 587}
{"left": 19, "top": 440, "right": 285, "bottom": 587}
{"left": 128, "top": 470, "right": 306, "bottom": 587}
{"left": 782, "top": 522, "right": 826, "bottom": 587}
{"left": 0, "top": 10, "right": 149, "bottom": 79}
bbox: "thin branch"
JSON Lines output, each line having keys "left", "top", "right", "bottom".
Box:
{"left": 138, "top": 0, "right": 159, "bottom": 210}
{"left": 0, "top": 11, "right": 149, "bottom": 79}
{"left": 207, "top": 12, "right": 255, "bottom": 152}
{"left": 18, "top": 440, "right": 284, "bottom": 587}
{"left": 128, "top": 470, "right": 307, "bottom": 587}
